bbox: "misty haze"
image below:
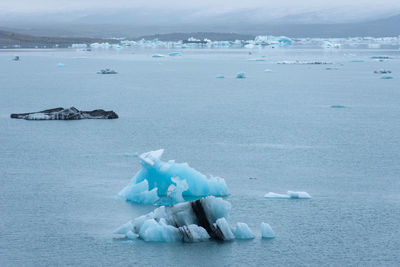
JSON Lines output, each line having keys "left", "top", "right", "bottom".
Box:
{"left": 1, "top": 1, "right": 399, "bottom": 267}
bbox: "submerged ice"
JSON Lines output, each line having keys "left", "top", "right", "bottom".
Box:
{"left": 114, "top": 196, "right": 258, "bottom": 242}
{"left": 118, "top": 149, "right": 229, "bottom": 205}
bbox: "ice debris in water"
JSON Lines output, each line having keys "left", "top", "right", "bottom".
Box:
{"left": 57, "top": 63, "right": 66, "bottom": 67}
{"left": 114, "top": 196, "right": 239, "bottom": 242}
{"left": 169, "top": 52, "right": 182, "bottom": 56}
{"left": 374, "top": 69, "right": 391, "bottom": 74}
{"left": 264, "top": 191, "right": 311, "bottom": 199}
{"left": 216, "top": 75, "right": 225, "bottom": 78}
{"left": 248, "top": 58, "right": 265, "bottom": 61}
{"left": 236, "top": 72, "right": 246, "bottom": 79}
{"left": 277, "top": 61, "right": 332, "bottom": 65}
{"left": 118, "top": 149, "right": 229, "bottom": 205}
{"left": 330, "top": 105, "right": 346, "bottom": 109}
{"left": 234, "top": 222, "right": 256, "bottom": 239}
{"left": 261, "top": 222, "right": 275, "bottom": 238}
{"left": 264, "top": 69, "right": 274, "bottom": 73}
{"left": 152, "top": 54, "right": 165, "bottom": 58}
{"left": 381, "top": 75, "right": 393, "bottom": 79}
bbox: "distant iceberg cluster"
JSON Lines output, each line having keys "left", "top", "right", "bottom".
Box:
{"left": 114, "top": 196, "right": 264, "bottom": 242}
{"left": 118, "top": 149, "right": 229, "bottom": 205}
{"left": 82, "top": 36, "right": 400, "bottom": 51}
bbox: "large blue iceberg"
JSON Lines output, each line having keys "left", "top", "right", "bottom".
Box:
{"left": 118, "top": 149, "right": 230, "bottom": 205}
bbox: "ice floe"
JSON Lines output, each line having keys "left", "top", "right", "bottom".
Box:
{"left": 115, "top": 196, "right": 261, "bottom": 242}
{"left": 381, "top": 75, "right": 393, "bottom": 79}
{"left": 264, "top": 191, "right": 312, "bottom": 199}
{"left": 118, "top": 149, "right": 229, "bottom": 205}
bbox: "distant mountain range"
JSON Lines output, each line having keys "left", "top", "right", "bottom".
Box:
{"left": 0, "top": 30, "right": 119, "bottom": 48}
{"left": 0, "top": 13, "right": 399, "bottom": 39}
{"left": 0, "top": 13, "right": 399, "bottom": 48}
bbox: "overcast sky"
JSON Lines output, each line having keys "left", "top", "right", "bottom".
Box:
{"left": 1, "top": 0, "right": 400, "bottom": 24}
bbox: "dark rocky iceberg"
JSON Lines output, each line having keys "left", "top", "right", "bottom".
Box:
{"left": 10, "top": 107, "right": 118, "bottom": 120}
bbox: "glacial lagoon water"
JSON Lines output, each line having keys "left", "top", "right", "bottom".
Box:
{"left": 0, "top": 48, "right": 399, "bottom": 266}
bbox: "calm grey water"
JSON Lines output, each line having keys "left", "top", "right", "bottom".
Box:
{"left": 0, "top": 48, "right": 399, "bottom": 266}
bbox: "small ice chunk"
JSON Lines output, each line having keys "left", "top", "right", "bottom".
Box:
{"left": 169, "top": 52, "right": 182, "bottom": 56}
{"left": 381, "top": 75, "right": 393, "bottom": 79}
{"left": 264, "top": 191, "right": 311, "bottom": 199}
{"left": 215, "top": 218, "right": 235, "bottom": 241}
{"left": 234, "top": 222, "right": 255, "bottom": 239}
{"left": 261, "top": 222, "right": 275, "bottom": 238}
{"left": 264, "top": 69, "right": 274, "bottom": 73}
{"left": 236, "top": 72, "right": 246, "bottom": 79}
{"left": 152, "top": 54, "right": 165, "bottom": 58}
{"left": 216, "top": 75, "right": 225, "bottom": 78}
{"left": 57, "top": 63, "right": 66, "bottom": 67}
{"left": 330, "top": 105, "right": 346, "bottom": 109}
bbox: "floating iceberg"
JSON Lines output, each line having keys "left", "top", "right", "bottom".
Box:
{"left": 118, "top": 149, "right": 229, "bottom": 205}
{"left": 114, "top": 196, "right": 238, "bottom": 242}
{"left": 264, "top": 69, "right": 274, "bottom": 73}
{"left": 236, "top": 72, "right": 246, "bottom": 79}
{"left": 261, "top": 222, "right": 275, "bottom": 238}
{"left": 264, "top": 191, "right": 311, "bottom": 199}
{"left": 97, "top": 69, "right": 117, "bottom": 74}
{"left": 381, "top": 75, "right": 393, "bottom": 79}
{"left": 57, "top": 63, "right": 66, "bottom": 67}
{"left": 330, "top": 105, "right": 346, "bottom": 109}
{"left": 216, "top": 75, "right": 225, "bottom": 79}
{"left": 234, "top": 222, "right": 255, "bottom": 239}
{"left": 169, "top": 52, "right": 182, "bottom": 56}
{"left": 152, "top": 54, "right": 165, "bottom": 58}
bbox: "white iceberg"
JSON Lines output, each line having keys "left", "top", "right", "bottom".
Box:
{"left": 261, "top": 222, "right": 275, "bottom": 238}
{"left": 118, "top": 149, "right": 229, "bottom": 205}
{"left": 233, "top": 222, "right": 255, "bottom": 239}
{"left": 264, "top": 191, "right": 311, "bottom": 199}
{"left": 114, "top": 196, "right": 234, "bottom": 242}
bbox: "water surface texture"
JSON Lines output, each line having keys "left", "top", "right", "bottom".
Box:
{"left": 1, "top": 49, "right": 399, "bottom": 266}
